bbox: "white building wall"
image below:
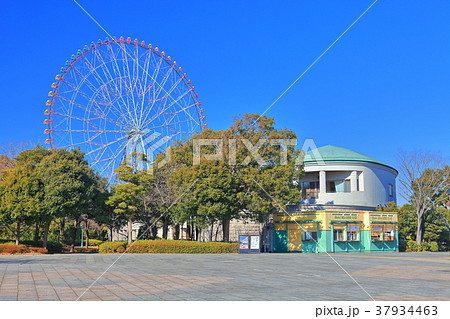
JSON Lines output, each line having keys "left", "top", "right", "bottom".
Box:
{"left": 302, "top": 161, "right": 397, "bottom": 208}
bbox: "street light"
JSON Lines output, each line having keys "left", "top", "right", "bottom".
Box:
{"left": 81, "top": 226, "right": 85, "bottom": 248}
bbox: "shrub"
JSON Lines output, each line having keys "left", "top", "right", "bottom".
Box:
{"left": 20, "top": 241, "right": 62, "bottom": 253}
{"left": 405, "top": 240, "right": 440, "bottom": 252}
{"left": 126, "top": 240, "right": 239, "bottom": 254}
{"left": 406, "top": 240, "right": 421, "bottom": 252}
{"left": 420, "top": 242, "right": 439, "bottom": 252}
{"left": 0, "top": 244, "right": 48, "bottom": 254}
{"left": 45, "top": 241, "right": 63, "bottom": 253}
{"left": 88, "top": 239, "right": 102, "bottom": 247}
{"left": 98, "top": 241, "right": 127, "bottom": 253}
{"left": 421, "top": 242, "right": 430, "bottom": 252}
{"left": 0, "top": 244, "right": 28, "bottom": 254}
{"left": 399, "top": 238, "right": 407, "bottom": 252}
{"left": 29, "top": 247, "right": 48, "bottom": 254}
{"left": 428, "top": 242, "right": 439, "bottom": 252}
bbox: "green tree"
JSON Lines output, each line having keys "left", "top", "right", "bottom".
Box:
{"left": 0, "top": 163, "right": 41, "bottom": 244}
{"left": 398, "top": 151, "right": 450, "bottom": 244}
{"left": 0, "top": 146, "right": 50, "bottom": 245}
{"left": 106, "top": 159, "right": 153, "bottom": 244}
{"left": 168, "top": 114, "right": 303, "bottom": 241}
{"left": 423, "top": 206, "right": 450, "bottom": 245}
{"left": 37, "top": 148, "right": 99, "bottom": 250}
{"left": 15, "top": 146, "right": 51, "bottom": 245}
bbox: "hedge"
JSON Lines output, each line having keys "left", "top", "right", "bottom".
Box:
{"left": 87, "top": 239, "right": 103, "bottom": 246}
{"left": 22, "top": 241, "right": 63, "bottom": 253}
{"left": 127, "top": 240, "right": 238, "bottom": 254}
{"left": 0, "top": 240, "right": 62, "bottom": 253}
{"left": 98, "top": 241, "right": 127, "bottom": 253}
{"left": 98, "top": 240, "right": 239, "bottom": 254}
{"left": 406, "top": 240, "right": 440, "bottom": 252}
{"left": 0, "top": 244, "right": 48, "bottom": 254}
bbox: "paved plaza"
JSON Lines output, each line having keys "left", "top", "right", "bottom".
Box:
{"left": 0, "top": 252, "right": 449, "bottom": 301}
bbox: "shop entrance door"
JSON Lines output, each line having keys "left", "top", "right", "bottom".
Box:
{"left": 288, "top": 224, "right": 302, "bottom": 252}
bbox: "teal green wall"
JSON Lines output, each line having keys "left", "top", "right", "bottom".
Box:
{"left": 273, "top": 230, "right": 288, "bottom": 253}
{"left": 272, "top": 229, "right": 398, "bottom": 253}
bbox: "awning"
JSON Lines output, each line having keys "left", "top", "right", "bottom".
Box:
{"left": 330, "top": 220, "right": 362, "bottom": 223}
{"left": 370, "top": 221, "right": 397, "bottom": 224}
{"left": 274, "top": 220, "right": 321, "bottom": 224}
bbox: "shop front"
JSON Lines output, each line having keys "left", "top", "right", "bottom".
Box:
{"left": 273, "top": 212, "right": 321, "bottom": 253}
{"left": 272, "top": 210, "right": 398, "bottom": 253}
{"left": 369, "top": 213, "right": 398, "bottom": 252}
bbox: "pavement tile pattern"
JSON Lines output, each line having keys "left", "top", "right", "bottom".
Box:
{"left": 0, "top": 252, "right": 449, "bottom": 301}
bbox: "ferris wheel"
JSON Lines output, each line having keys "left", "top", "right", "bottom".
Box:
{"left": 44, "top": 36, "right": 206, "bottom": 183}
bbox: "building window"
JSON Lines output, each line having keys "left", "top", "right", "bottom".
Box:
{"left": 371, "top": 224, "right": 383, "bottom": 241}
{"left": 371, "top": 224, "right": 395, "bottom": 241}
{"left": 333, "top": 224, "right": 346, "bottom": 241}
{"left": 302, "top": 224, "right": 318, "bottom": 241}
{"left": 303, "top": 230, "right": 317, "bottom": 241}
{"left": 358, "top": 171, "right": 364, "bottom": 191}
{"left": 347, "top": 224, "right": 360, "bottom": 241}
{"left": 389, "top": 184, "right": 394, "bottom": 197}
{"left": 301, "top": 181, "right": 319, "bottom": 199}
{"left": 384, "top": 224, "right": 395, "bottom": 241}
{"left": 327, "top": 180, "right": 351, "bottom": 193}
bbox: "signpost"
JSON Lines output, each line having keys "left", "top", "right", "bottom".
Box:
{"left": 239, "top": 235, "right": 260, "bottom": 253}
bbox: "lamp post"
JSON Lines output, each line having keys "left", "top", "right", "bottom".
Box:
{"left": 81, "top": 226, "right": 85, "bottom": 248}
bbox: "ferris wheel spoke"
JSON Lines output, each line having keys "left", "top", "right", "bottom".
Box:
{"left": 132, "top": 52, "right": 187, "bottom": 114}
{"left": 56, "top": 95, "right": 132, "bottom": 130}
{"left": 76, "top": 58, "right": 127, "bottom": 121}
{"left": 91, "top": 135, "right": 123, "bottom": 168}
{"left": 53, "top": 129, "right": 127, "bottom": 133}
{"left": 64, "top": 66, "right": 125, "bottom": 125}
{"left": 94, "top": 137, "right": 130, "bottom": 176}
{"left": 105, "top": 44, "right": 139, "bottom": 125}
{"left": 59, "top": 140, "right": 92, "bottom": 149}
{"left": 71, "top": 62, "right": 112, "bottom": 107}
{"left": 96, "top": 144, "right": 127, "bottom": 176}
{"left": 137, "top": 51, "right": 153, "bottom": 125}
{"left": 141, "top": 72, "right": 184, "bottom": 126}
{"left": 145, "top": 65, "right": 175, "bottom": 121}
{"left": 120, "top": 44, "right": 139, "bottom": 126}
{"left": 85, "top": 134, "right": 129, "bottom": 156}
{"left": 61, "top": 73, "right": 101, "bottom": 105}
{"left": 92, "top": 48, "right": 136, "bottom": 124}
{"left": 109, "top": 40, "right": 196, "bottom": 118}
{"left": 133, "top": 44, "right": 140, "bottom": 95}
{"left": 50, "top": 39, "right": 203, "bottom": 185}
{"left": 142, "top": 117, "right": 197, "bottom": 132}
{"left": 142, "top": 88, "right": 198, "bottom": 128}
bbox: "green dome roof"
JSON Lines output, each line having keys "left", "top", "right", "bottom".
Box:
{"left": 303, "top": 145, "right": 396, "bottom": 171}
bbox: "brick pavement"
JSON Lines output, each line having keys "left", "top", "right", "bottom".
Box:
{"left": 0, "top": 252, "right": 448, "bottom": 301}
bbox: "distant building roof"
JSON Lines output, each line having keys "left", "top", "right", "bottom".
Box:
{"left": 303, "top": 145, "right": 397, "bottom": 172}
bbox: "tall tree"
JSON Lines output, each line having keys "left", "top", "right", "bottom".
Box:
{"left": 37, "top": 148, "right": 99, "bottom": 250}
{"left": 106, "top": 160, "right": 153, "bottom": 245}
{"left": 168, "top": 114, "right": 303, "bottom": 241}
{"left": 15, "top": 146, "right": 52, "bottom": 245}
{"left": 0, "top": 163, "right": 41, "bottom": 244}
{"left": 227, "top": 114, "right": 302, "bottom": 223}
{"left": 398, "top": 151, "right": 450, "bottom": 244}
{"left": 0, "top": 146, "right": 50, "bottom": 245}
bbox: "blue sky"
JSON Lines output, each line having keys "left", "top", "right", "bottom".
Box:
{"left": 1, "top": 0, "right": 449, "bottom": 178}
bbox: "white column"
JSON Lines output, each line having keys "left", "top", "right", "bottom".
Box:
{"left": 319, "top": 171, "right": 326, "bottom": 193}
{"left": 350, "top": 170, "right": 358, "bottom": 192}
